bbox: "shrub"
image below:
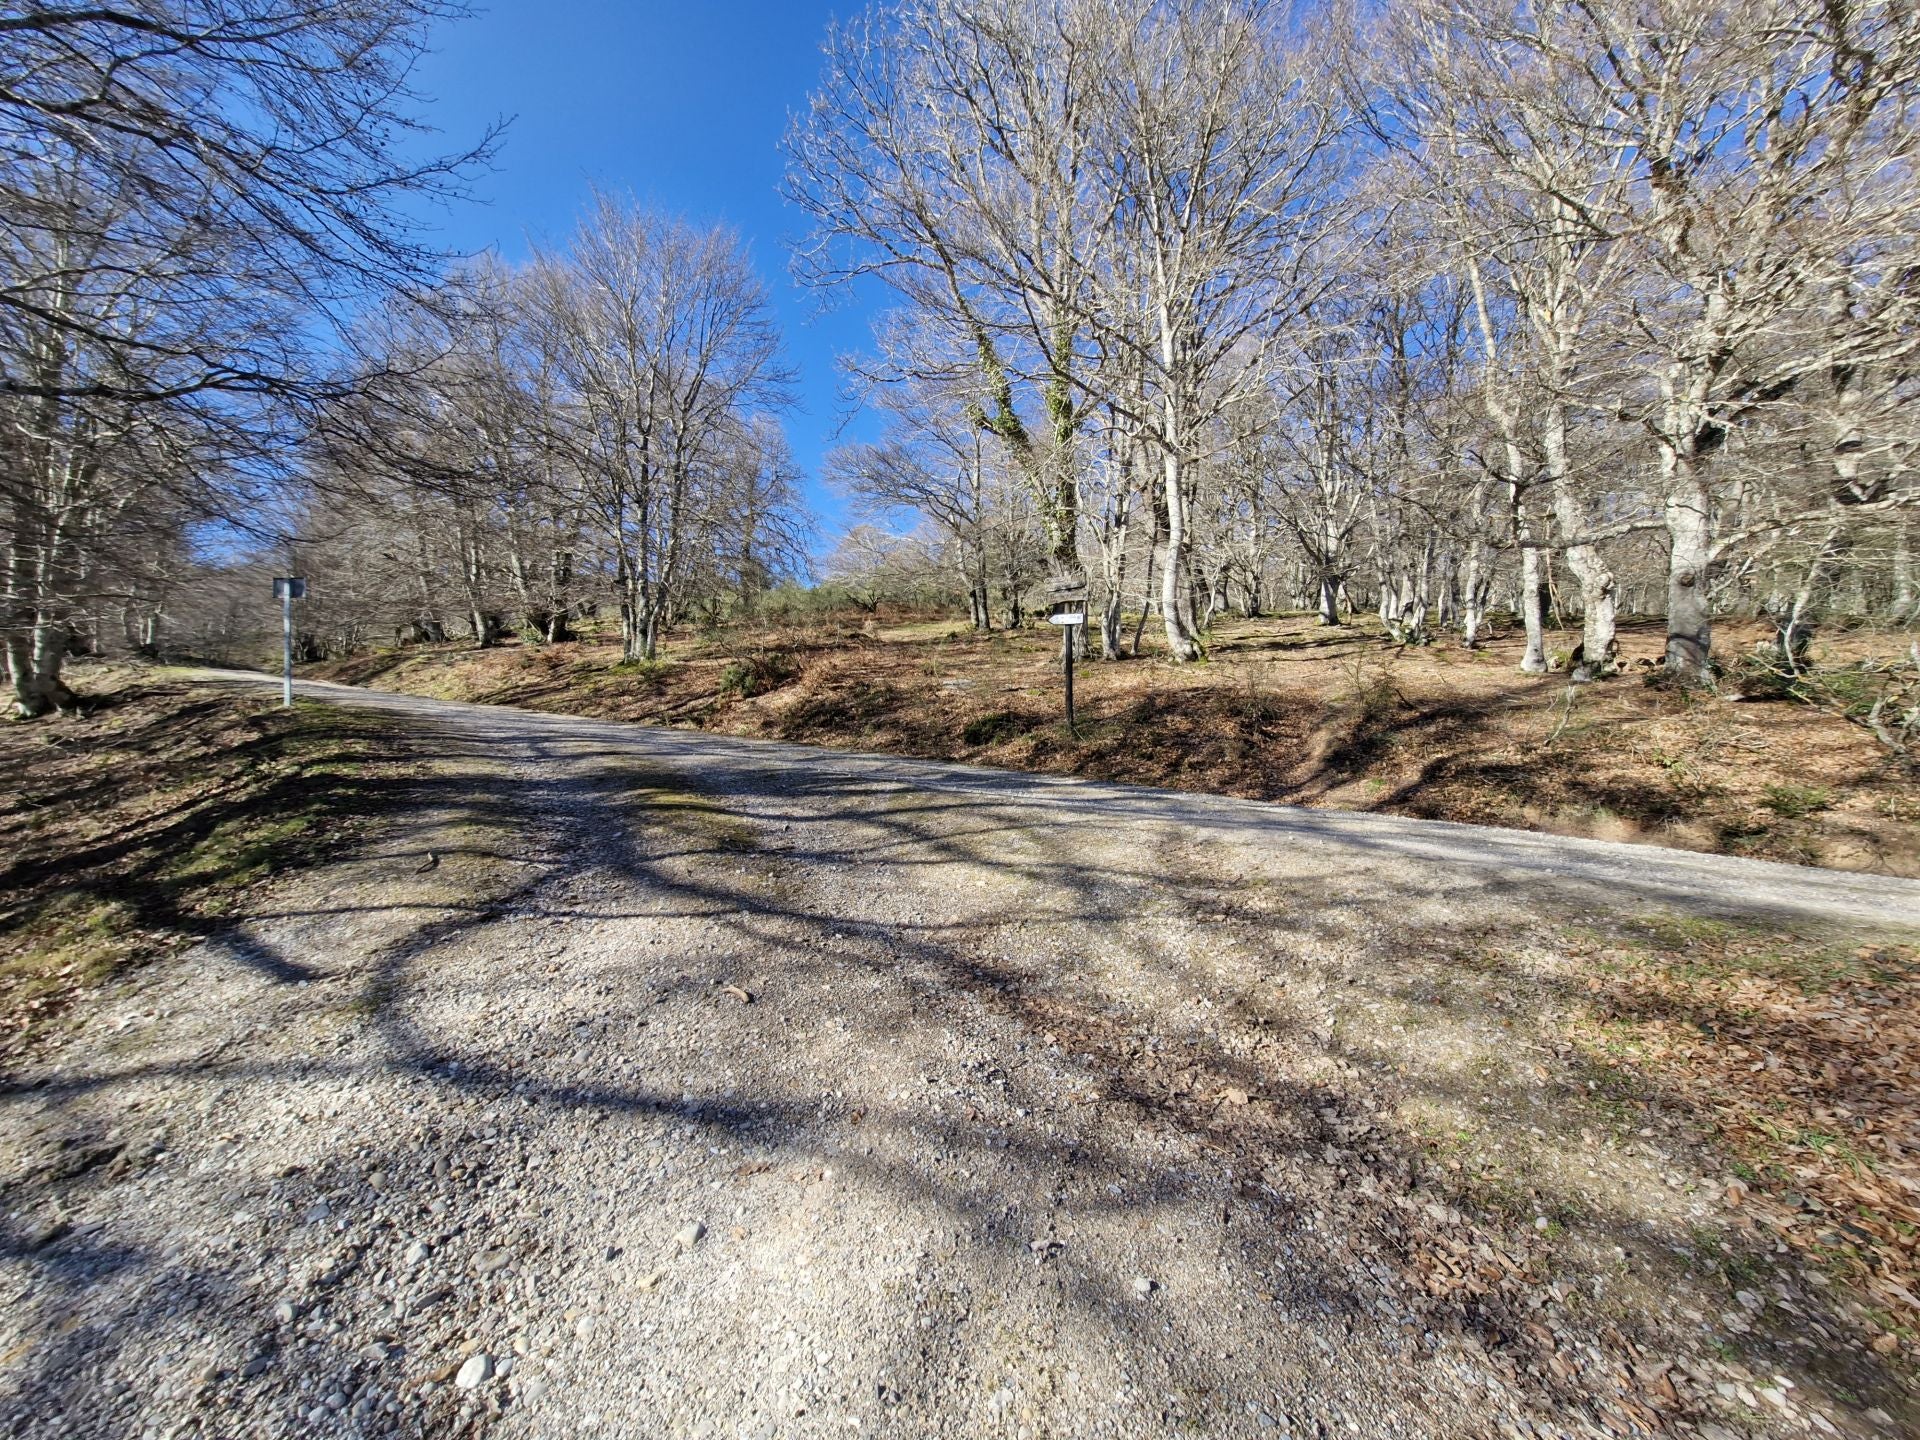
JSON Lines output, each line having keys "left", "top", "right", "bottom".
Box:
{"left": 962, "top": 710, "right": 1031, "bottom": 745}
{"left": 717, "top": 650, "right": 798, "bottom": 698}
{"left": 1761, "top": 783, "right": 1831, "bottom": 819}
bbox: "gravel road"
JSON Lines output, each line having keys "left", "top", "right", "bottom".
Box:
{"left": 3, "top": 676, "right": 1916, "bottom": 1440}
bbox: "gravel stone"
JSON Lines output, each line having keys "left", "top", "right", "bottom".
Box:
{"left": 3, "top": 678, "right": 1908, "bottom": 1440}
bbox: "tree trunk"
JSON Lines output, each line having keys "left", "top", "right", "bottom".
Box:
{"left": 1662, "top": 452, "right": 1714, "bottom": 684}
{"left": 1158, "top": 446, "right": 1203, "bottom": 661}
{"left": 1889, "top": 511, "right": 1915, "bottom": 624}
{"left": 1461, "top": 536, "right": 1492, "bottom": 647}
{"left": 1318, "top": 574, "right": 1340, "bottom": 627}
{"left": 6, "top": 625, "right": 79, "bottom": 717}
{"left": 1130, "top": 539, "right": 1157, "bottom": 658}
{"left": 1518, "top": 545, "right": 1548, "bottom": 673}
{"left": 1099, "top": 590, "right": 1124, "bottom": 661}
{"left": 1562, "top": 542, "right": 1617, "bottom": 677}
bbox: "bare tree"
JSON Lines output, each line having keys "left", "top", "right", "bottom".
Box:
{"left": 532, "top": 195, "right": 792, "bottom": 661}
{"left": 1, "top": 0, "right": 494, "bottom": 714}
{"left": 1482, "top": 0, "right": 1920, "bottom": 682}
{"left": 0, "top": 0, "right": 497, "bottom": 405}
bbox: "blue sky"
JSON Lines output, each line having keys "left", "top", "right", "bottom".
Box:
{"left": 407, "top": 0, "right": 877, "bottom": 536}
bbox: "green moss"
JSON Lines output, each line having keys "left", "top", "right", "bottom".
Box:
{"left": 597, "top": 759, "right": 759, "bottom": 853}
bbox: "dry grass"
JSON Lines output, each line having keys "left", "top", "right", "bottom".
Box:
{"left": 1566, "top": 916, "right": 1920, "bottom": 1353}
{"left": 306, "top": 611, "right": 1920, "bottom": 876}
{"left": 0, "top": 668, "right": 420, "bottom": 1057}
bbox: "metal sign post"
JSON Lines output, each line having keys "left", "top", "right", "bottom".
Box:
{"left": 272, "top": 577, "right": 307, "bottom": 707}
{"left": 1045, "top": 578, "right": 1089, "bottom": 735}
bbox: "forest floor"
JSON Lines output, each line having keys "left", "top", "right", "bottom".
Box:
{"left": 1, "top": 674, "right": 1916, "bottom": 1439}
{"left": 305, "top": 612, "right": 1920, "bottom": 878}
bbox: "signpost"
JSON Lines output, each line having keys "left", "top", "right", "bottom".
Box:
{"left": 272, "top": 577, "right": 307, "bottom": 708}
{"left": 1045, "top": 578, "right": 1089, "bottom": 735}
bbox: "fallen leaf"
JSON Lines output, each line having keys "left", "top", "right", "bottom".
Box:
{"left": 1220, "top": 1087, "right": 1250, "bottom": 1106}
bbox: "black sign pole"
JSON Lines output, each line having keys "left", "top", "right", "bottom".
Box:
{"left": 1063, "top": 617, "right": 1077, "bottom": 735}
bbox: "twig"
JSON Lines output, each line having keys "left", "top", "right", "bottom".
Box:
{"left": 1545, "top": 683, "right": 1579, "bottom": 749}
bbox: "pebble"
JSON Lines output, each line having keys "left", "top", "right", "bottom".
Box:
{"left": 7, "top": 719, "right": 1871, "bottom": 1440}
{"left": 476, "top": 1247, "right": 513, "bottom": 1275}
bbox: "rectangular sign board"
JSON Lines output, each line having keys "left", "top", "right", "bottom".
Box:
{"left": 1047, "top": 610, "right": 1086, "bottom": 625}
{"left": 273, "top": 577, "right": 307, "bottom": 600}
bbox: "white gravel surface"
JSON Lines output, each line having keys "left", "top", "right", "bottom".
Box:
{"left": 2, "top": 676, "right": 1915, "bottom": 1440}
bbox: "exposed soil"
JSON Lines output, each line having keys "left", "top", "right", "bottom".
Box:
{"left": 304, "top": 613, "right": 1920, "bottom": 877}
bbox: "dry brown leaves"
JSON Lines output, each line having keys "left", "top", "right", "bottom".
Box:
{"left": 1577, "top": 933, "right": 1919, "bottom": 1349}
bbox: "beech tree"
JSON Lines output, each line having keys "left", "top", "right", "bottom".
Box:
{"left": 532, "top": 196, "right": 793, "bottom": 660}
{"left": 803, "top": 0, "right": 1917, "bottom": 703}
{"left": 0, "top": 0, "right": 493, "bottom": 715}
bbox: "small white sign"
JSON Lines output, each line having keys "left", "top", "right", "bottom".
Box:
{"left": 1047, "top": 611, "right": 1086, "bottom": 626}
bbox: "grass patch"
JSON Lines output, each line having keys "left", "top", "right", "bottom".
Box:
{"left": 0, "top": 675, "right": 418, "bottom": 1053}
{"left": 1761, "top": 782, "right": 1833, "bottom": 818}
{"left": 606, "top": 657, "right": 677, "bottom": 686}
{"left": 962, "top": 709, "right": 1036, "bottom": 746}
{"left": 596, "top": 758, "right": 759, "bottom": 853}
{"left": 1563, "top": 915, "right": 1920, "bottom": 1353}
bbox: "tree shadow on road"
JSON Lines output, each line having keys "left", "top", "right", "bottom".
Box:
{"left": 2, "top": 698, "right": 1914, "bottom": 1439}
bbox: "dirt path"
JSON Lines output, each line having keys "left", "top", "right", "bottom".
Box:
{"left": 3, "top": 676, "right": 1916, "bottom": 1440}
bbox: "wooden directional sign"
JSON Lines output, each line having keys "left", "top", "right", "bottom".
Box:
{"left": 1046, "top": 575, "right": 1087, "bottom": 626}
{"left": 1045, "top": 576, "right": 1088, "bottom": 627}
